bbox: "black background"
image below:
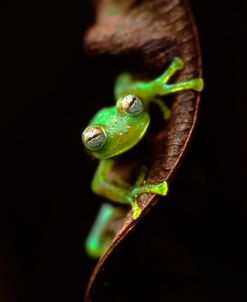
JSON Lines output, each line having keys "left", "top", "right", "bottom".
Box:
{"left": 1, "top": 1, "right": 247, "bottom": 301}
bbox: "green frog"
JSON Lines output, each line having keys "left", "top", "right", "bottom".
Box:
{"left": 82, "top": 57, "right": 204, "bottom": 258}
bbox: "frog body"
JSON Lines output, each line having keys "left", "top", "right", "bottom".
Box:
{"left": 86, "top": 103, "right": 150, "bottom": 160}
{"left": 82, "top": 57, "right": 204, "bottom": 258}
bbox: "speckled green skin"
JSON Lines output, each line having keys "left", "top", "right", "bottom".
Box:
{"left": 83, "top": 57, "right": 204, "bottom": 258}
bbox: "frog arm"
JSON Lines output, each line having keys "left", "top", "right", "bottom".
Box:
{"left": 91, "top": 159, "right": 168, "bottom": 220}
{"left": 86, "top": 159, "right": 133, "bottom": 258}
{"left": 130, "top": 181, "right": 168, "bottom": 219}
{"left": 86, "top": 159, "right": 130, "bottom": 258}
{"left": 86, "top": 160, "right": 168, "bottom": 258}
{"left": 91, "top": 159, "right": 131, "bottom": 205}
{"left": 85, "top": 203, "right": 122, "bottom": 258}
{"left": 85, "top": 180, "right": 168, "bottom": 258}
{"left": 135, "top": 165, "right": 147, "bottom": 186}
{"left": 114, "top": 57, "right": 203, "bottom": 107}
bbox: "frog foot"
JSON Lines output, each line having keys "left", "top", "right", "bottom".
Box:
{"left": 154, "top": 57, "right": 204, "bottom": 95}
{"left": 155, "top": 181, "right": 168, "bottom": 195}
{"left": 131, "top": 201, "right": 142, "bottom": 220}
{"left": 130, "top": 181, "right": 168, "bottom": 219}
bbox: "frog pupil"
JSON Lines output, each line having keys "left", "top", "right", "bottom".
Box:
{"left": 87, "top": 133, "right": 100, "bottom": 142}
{"left": 129, "top": 97, "right": 137, "bottom": 109}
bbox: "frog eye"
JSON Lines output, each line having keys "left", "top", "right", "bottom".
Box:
{"left": 82, "top": 125, "right": 107, "bottom": 151}
{"left": 122, "top": 95, "right": 143, "bottom": 115}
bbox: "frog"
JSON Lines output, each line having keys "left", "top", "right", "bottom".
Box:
{"left": 82, "top": 57, "right": 204, "bottom": 258}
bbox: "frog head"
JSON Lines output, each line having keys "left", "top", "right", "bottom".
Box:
{"left": 82, "top": 95, "right": 150, "bottom": 159}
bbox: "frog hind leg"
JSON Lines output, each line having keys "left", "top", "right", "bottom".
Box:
{"left": 160, "top": 77, "right": 204, "bottom": 95}
{"left": 114, "top": 58, "right": 184, "bottom": 99}
{"left": 156, "top": 57, "right": 185, "bottom": 84}
{"left": 153, "top": 57, "right": 204, "bottom": 96}
{"left": 114, "top": 57, "right": 203, "bottom": 103}
{"left": 114, "top": 73, "right": 134, "bottom": 101}
{"left": 152, "top": 98, "right": 171, "bottom": 120}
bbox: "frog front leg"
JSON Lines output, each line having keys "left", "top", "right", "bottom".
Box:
{"left": 91, "top": 159, "right": 131, "bottom": 204}
{"left": 86, "top": 160, "right": 168, "bottom": 258}
{"left": 85, "top": 202, "right": 123, "bottom": 258}
{"left": 92, "top": 159, "right": 168, "bottom": 219}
